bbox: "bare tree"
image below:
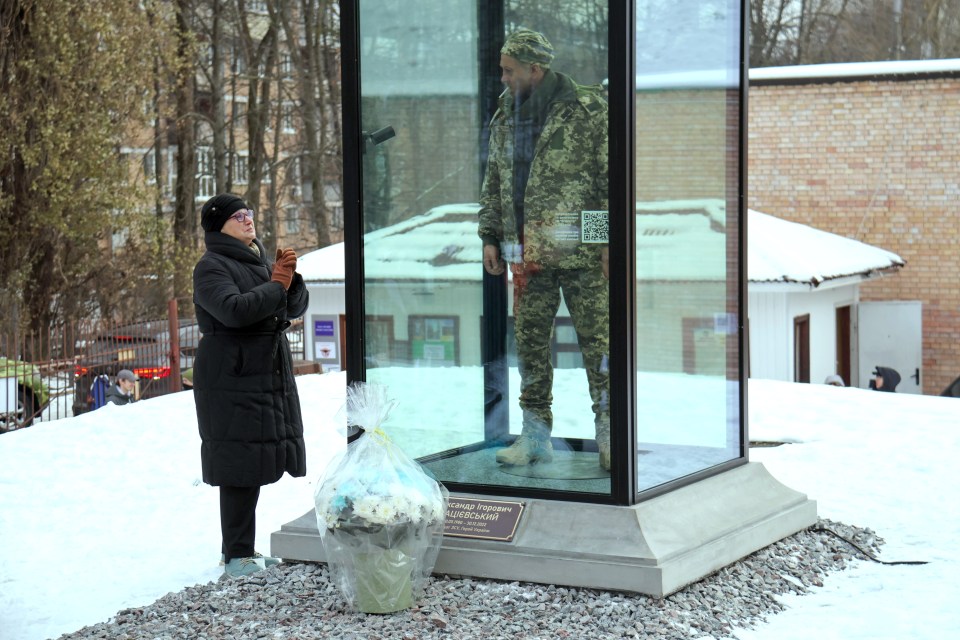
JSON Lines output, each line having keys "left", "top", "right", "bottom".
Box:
{"left": 279, "top": 0, "right": 342, "bottom": 248}
{"left": 0, "top": 0, "right": 167, "bottom": 335}
{"left": 173, "top": 0, "right": 199, "bottom": 300}
{"left": 506, "top": 0, "right": 608, "bottom": 84}
{"left": 751, "top": 0, "right": 960, "bottom": 67}
{"left": 210, "top": 0, "right": 228, "bottom": 191}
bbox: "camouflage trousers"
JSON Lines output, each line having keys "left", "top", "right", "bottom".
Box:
{"left": 514, "top": 263, "right": 609, "bottom": 445}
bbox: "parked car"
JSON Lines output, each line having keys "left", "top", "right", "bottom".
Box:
{"left": 1, "top": 357, "right": 51, "bottom": 432}
{"left": 72, "top": 319, "right": 200, "bottom": 415}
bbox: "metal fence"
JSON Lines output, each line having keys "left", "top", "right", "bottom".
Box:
{"left": 1, "top": 306, "right": 305, "bottom": 433}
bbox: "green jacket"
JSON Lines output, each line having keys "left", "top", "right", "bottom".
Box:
{"left": 478, "top": 71, "right": 608, "bottom": 269}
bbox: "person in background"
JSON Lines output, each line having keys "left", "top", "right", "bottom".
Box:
{"left": 824, "top": 374, "right": 845, "bottom": 387}
{"left": 104, "top": 369, "right": 138, "bottom": 405}
{"left": 869, "top": 366, "right": 901, "bottom": 392}
{"left": 477, "top": 29, "right": 610, "bottom": 470}
{"left": 86, "top": 374, "right": 111, "bottom": 411}
{"left": 191, "top": 193, "right": 308, "bottom": 578}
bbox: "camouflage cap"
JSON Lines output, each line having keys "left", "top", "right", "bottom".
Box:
{"left": 501, "top": 29, "right": 554, "bottom": 68}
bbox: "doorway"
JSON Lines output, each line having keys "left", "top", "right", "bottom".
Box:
{"left": 793, "top": 314, "right": 810, "bottom": 383}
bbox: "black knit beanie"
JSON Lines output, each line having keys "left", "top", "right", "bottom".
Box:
{"left": 201, "top": 193, "right": 248, "bottom": 232}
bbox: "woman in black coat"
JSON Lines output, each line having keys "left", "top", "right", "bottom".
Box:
{"left": 192, "top": 193, "right": 309, "bottom": 578}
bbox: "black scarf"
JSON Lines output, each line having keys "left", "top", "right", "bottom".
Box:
{"left": 203, "top": 232, "right": 269, "bottom": 269}
{"left": 509, "top": 70, "right": 575, "bottom": 239}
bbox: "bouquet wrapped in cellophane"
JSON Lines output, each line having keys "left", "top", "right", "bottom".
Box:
{"left": 314, "top": 382, "right": 448, "bottom": 613}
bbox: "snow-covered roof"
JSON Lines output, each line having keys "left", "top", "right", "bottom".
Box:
{"left": 749, "top": 58, "right": 960, "bottom": 84}
{"left": 296, "top": 242, "right": 344, "bottom": 282}
{"left": 298, "top": 201, "right": 904, "bottom": 289}
{"left": 748, "top": 209, "right": 904, "bottom": 288}
{"left": 635, "top": 58, "right": 960, "bottom": 90}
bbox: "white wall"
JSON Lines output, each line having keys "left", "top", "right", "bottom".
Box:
{"left": 303, "top": 283, "right": 346, "bottom": 364}
{"left": 749, "top": 284, "right": 859, "bottom": 385}
{"left": 367, "top": 281, "right": 486, "bottom": 366}
{"left": 748, "top": 292, "right": 790, "bottom": 380}
{"left": 316, "top": 278, "right": 861, "bottom": 383}
{"left": 307, "top": 280, "right": 488, "bottom": 366}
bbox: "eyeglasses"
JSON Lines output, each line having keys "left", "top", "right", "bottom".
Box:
{"left": 230, "top": 209, "right": 255, "bottom": 223}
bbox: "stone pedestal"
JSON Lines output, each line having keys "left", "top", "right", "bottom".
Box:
{"left": 271, "top": 462, "right": 816, "bottom": 596}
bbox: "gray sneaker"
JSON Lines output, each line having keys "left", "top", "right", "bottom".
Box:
{"left": 496, "top": 435, "right": 554, "bottom": 465}
{"left": 224, "top": 557, "right": 263, "bottom": 578}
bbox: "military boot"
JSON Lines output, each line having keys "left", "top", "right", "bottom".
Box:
{"left": 598, "top": 443, "right": 611, "bottom": 471}
{"left": 596, "top": 412, "right": 611, "bottom": 471}
{"left": 496, "top": 435, "right": 554, "bottom": 465}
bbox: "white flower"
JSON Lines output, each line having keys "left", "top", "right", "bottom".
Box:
{"left": 312, "top": 383, "right": 445, "bottom": 529}
{"left": 317, "top": 483, "right": 443, "bottom": 527}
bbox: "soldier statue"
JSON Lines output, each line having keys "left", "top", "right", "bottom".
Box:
{"left": 478, "top": 29, "right": 611, "bottom": 470}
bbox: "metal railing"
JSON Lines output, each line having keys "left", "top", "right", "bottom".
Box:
{"left": 1, "top": 306, "right": 307, "bottom": 433}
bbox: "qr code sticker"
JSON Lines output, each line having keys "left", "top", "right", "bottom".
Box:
{"left": 581, "top": 210, "right": 608, "bottom": 243}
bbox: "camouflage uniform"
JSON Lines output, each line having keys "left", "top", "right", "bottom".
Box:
{"left": 478, "top": 48, "right": 610, "bottom": 450}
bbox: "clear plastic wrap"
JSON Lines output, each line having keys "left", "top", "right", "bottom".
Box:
{"left": 314, "top": 383, "right": 448, "bottom": 613}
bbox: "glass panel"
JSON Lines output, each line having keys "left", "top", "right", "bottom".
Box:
{"left": 358, "top": 0, "right": 612, "bottom": 496}
{"left": 634, "top": 0, "right": 743, "bottom": 492}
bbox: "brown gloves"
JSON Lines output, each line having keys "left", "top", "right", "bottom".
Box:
{"left": 271, "top": 248, "right": 298, "bottom": 290}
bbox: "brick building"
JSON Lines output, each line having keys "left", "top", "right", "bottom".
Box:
{"left": 748, "top": 60, "right": 960, "bottom": 395}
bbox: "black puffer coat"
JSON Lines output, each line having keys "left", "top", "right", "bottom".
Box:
{"left": 192, "top": 232, "right": 309, "bottom": 487}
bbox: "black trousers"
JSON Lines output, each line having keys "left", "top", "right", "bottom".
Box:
{"left": 219, "top": 486, "right": 261, "bottom": 562}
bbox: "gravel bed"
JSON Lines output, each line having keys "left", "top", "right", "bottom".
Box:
{"left": 57, "top": 518, "right": 880, "bottom": 640}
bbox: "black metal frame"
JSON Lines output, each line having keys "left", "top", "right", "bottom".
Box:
{"left": 341, "top": 0, "right": 365, "bottom": 380}
{"left": 606, "top": 0, "right": 636, "bottom": 505}
{"left": 340, "top": 0, "right": 749, "bottom": 506}
{"left": 478, "top": 3, "right": 510, "bottom": 446}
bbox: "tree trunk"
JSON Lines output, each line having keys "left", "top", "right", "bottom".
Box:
{"left": 174, "top": 0, "right": 198, "bottom": 300}
{"left": 212, "top": 0, "right": 228, "bottom": 193}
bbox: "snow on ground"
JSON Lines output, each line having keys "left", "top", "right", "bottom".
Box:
{"left": 1, "top": 372, "right": 958, "bottom": 639}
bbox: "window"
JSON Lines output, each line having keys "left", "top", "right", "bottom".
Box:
{"left": 143, "top": 150, "right": 157, "bottom": 184}
{"left": 234, "top": 154, "right": 249, "bottom": 184}
{"left": 409, "top": 316, "right": 459, "bottom": 367}
{"left": 111, "top": 208, "right": 129, "bottom": 250}
{"left": 292, "top": 156, "right": 302, "bottom": 182}
{"left": 324, "top": 183, "right": 341, "bottom": 203}
{"left": 232, "top": 100, "right": 247, "bottom": 128}
{"left": 281, "top": 103, "right": 296, "bottom": 133}
{"left": 285, "top": 209, "right": 301, "bottom": 234}
{"left": 232, "top": 44, "right": 247, "bottom": 74}
{"left": 280, "top": 53, "right": 293, "bottom": 78}
{"left": 165, "top": 148, "right": 177, "bottom": 198}
{"left": 196, "top": 147, "right": 214, "bottom": 200}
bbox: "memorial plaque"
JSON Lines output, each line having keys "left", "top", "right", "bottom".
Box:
{"left": 443, "top": 497, "right": 524, "bottom": 541}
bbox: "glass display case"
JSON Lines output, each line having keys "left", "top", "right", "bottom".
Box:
{"left": 342, "top": 0, "right": 745, "bottom": 504}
